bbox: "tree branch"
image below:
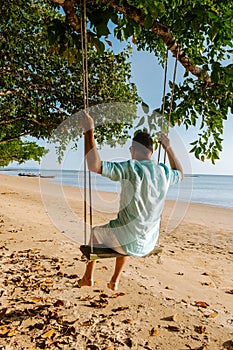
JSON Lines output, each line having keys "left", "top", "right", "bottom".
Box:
{"left": 52, "top": 0, "right": 212, "bottom": 84}
{"left": 0, "top": 132, "right": 30, "bottom": 144}
{"left": 53, "top": 0, "right": 81, "bottom": 31}
{"left": 108, "top": 0, "right": 212, "bottom": 83}
{"left": 0, "top": 116, "right": 57, "bottom": 127}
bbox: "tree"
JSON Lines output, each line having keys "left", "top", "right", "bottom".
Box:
{"left": 52, "top": 0, "right": 233, "bottom": 163}
{"left": 0, "top": 140, "right": 46, "bottom": 167}
{"left": 0, "top": 0, "right": 139, "bottom": 166}
{"left": 1, "top": 0, "right": 232, "bottom": 166}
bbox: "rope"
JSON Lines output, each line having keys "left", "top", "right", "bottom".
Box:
{"left": 157, "top": 49, "right": 178, "bottom": 164}
{"left": 80, "top": 0, "right": 93, "bottom": 249}
{"left": 156, "top": 49, "right": 178, "bottom": 249}
{"left": 157, "top": 49, "right": 168, "bottom": 163}
{"left": 164, "top": 50, "right": 179, "bottom": 163}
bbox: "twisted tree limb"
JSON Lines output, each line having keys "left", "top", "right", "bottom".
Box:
{"left": 52, "top": 0, "right": 212, "bottom": 84}
{"left": 0, "top": 132, "right": 30, "bottom": 144}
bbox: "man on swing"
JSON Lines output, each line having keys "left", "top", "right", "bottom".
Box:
{"left": 78, "top": 112, "right": 183, "bottom": 291}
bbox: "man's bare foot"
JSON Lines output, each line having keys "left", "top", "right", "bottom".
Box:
{"left": 107, "top": 280, "right": 119, "bottom": 291}
{"left": 76, "top": 278, "right": 93, "bottom": 288}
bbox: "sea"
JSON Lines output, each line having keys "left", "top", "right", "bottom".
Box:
{"left": 1, "top": 168, "right": 233, "bottom": 209}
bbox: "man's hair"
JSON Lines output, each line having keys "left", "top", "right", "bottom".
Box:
{"left": 132, "top": 131, "right": 153, "bottom": 153}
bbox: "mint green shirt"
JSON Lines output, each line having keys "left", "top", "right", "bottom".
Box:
{"left": 101, "top": 160, "right": 182, "bottom": 257}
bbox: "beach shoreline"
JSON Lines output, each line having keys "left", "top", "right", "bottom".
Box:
{"left": 0, "top": 173, "right": 232, "bottom": 349}
{"left": 1, "top": 169, "right": 233, "bottom": 210}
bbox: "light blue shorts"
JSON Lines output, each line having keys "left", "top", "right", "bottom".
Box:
{"left": 92, "top": 224, "right": 126, "bottom": 255}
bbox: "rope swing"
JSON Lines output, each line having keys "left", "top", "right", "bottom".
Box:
{"left": 79, "top": 0, "right": 93, "bottom": 246}
{"left": 79, "top": 0, "right": 116, "bottom": 260}
{"left": 79, "top": 2, "right": 178, "bottom": 260}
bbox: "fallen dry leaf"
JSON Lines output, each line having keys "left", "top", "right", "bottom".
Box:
{"left": 165, "top": 286, "right": 173, "bottom": 290}
{"left": 181, "top": 298, "right": 188, "bottom": 304}
{"left": 167, "top": 325, "right": 181, "bottom": 332}
{"left": 164, "top": 314, "right": 178, "bottom": 321}
{"left": 49, "top": 311, "right": 59, "bottom": 319}
{"left": 195, "top": 301, "right": 209, "bottom": 308}
{"left": 112, "top": 306, "right": 129, "bottom": 312}
{"left": 150, "top": 327, "right": 159, "bottom": 336}
{"left": 65, "top": 274, "right": 78, "bottom": 279}
{"left": 7, "top": 329, "right": 17, "bottom": 337}
{"left": 94, "top": 279, "right": 101, "bottom": 285}
{"left": 111, "top": 292, "right": 126, "bottom": 298}
{"left": 53, "top": 299, "right": 64, "bottom": 307}
{"left": 163, "top": 314, "right": 178, "bottom": 322}
{"left": 79, "top": 295, "right": 95, "bottom": 301}
{"left": 42, "top": 279, "right": 53, "bottom": 284}
{"left": 62, "top": 318, "right": 78, "bottom": 325}
{"left": 90, "top": 299, "right": 108, "bottom": 308}
{"left": 28, "top": 322, "right": 44, "bottom": 331}
{"left": 99, "top": 293, "right": 108, "bottom": 298}
{"left": 201, "top": 282, "right": 212, "bottom": 286}
{"left": 226, "top": 289, "right": 233, "bottom": 295}
{"left": 81, "top": 320, "right": 94, "bottom": 327}
{"left": 41, "top": 329, "right": 56, "bottom": 339}
{"left": 195, "top": 325, "right": 206, "bottom": 334}
{"left": 0, "top": 326, "right": 10, "bottom": 336}
{"left": 123, "top": 319, "right": 133, "bottom": 324}
{"left": 172, "top": 313, "right": 178, "bottom": 321}
{"left": 63, "top": 325, "right": 76, "bottom": 335}
{"left": 206, "top": 311, "right": 218, "bottom": 318}
{"left": 31, "top": 297, "right": 44, "bottom": 303}
{"left": 56, "top": 271, "right": 64, "bottom": 277}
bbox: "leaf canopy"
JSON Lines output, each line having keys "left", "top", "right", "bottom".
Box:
{"left": 1, "top": 0, "right": 233, "bottom": 165}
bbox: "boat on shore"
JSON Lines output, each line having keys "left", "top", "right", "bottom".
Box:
{"left": 18, "top": 173, "right": 37, "bottom": 177}
{"left": 39, "top": 175, "right": 55, "bottom": 178}
{"left": 18, "top": 173, "right": 55, "bottom": 178}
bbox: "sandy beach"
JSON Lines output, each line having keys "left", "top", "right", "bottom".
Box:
{"left": 0, "top": 173, "right": 232, "bottom": 350}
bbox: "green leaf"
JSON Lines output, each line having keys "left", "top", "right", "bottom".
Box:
{"left": 141, "top": 102, "right": 149, "bottom": 114}
{"left": 194, "top": 147, "right": 202, "bottom": 159}
{"left": 136, "top": 116, "right": 145, "bottom": 128}
{"left": 144, "top": 15, "right": 153, "bottom": 29}
{"left": 96, "top": 22, "right": 111, "bottom": 37}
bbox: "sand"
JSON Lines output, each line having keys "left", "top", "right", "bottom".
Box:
{"left": 0, "top": 173, "right": 232, "bottom": 350}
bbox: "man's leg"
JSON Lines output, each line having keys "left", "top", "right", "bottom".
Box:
{"left": 107, "top": 256, "right": 129, "bottom": 291}
{"left": 78, "top": 260, "right": 96, "bottom": 287}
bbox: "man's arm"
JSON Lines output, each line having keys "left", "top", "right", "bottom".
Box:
{"left": 159, "top": 133, "right": 184, "bottom": 180}
{"left": 80, "top": 112, "right": 102, "bottom": 174}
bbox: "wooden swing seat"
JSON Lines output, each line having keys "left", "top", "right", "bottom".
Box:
{"left": 80, "top": 244, "right": 163, "bottom": 260}
{"left": 80, "top": 244, "right": 125, "bottom": 260}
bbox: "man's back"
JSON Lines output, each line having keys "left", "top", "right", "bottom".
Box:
{"left": 101, "top": 159, "right": 182, "bottom": 256}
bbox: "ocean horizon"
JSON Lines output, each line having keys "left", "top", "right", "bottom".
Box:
{"left": 1, "top": 168, "right": 233, "bottom": 209}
